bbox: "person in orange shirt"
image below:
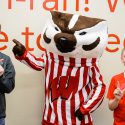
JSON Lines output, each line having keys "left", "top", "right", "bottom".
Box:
{"left": 107, "top": 48, "right": 125, "bottom": 125}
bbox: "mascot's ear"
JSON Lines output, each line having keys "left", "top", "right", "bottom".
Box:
{"left": 50, "top": 11, "right": 62, "bottom": 19}
{"left": 93, "top": 21, "right": 108, "bottom": 31}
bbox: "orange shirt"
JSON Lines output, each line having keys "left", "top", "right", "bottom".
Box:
{"left": 107, "top": 73, "right": 125, "bottom": 125}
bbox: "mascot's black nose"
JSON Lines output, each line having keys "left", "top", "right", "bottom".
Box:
{"left": 55, "top": 37, "right": 76, "bottom": 53}
{"left": 59, "top": 37, "right": 68, "bottom": 46}
{"left": 54, "top": 33, "right": 77, "bottom": 53}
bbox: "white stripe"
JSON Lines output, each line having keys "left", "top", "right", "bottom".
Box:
{"left": 66, "top": 101, "right": 71, "bottom": 125}
{"left": 53, "top": 54, "right": 59, "bottom": 78}
{"left": 90, "top": 114, "right": 93, "bottom": 122}
{"left": 44, "top": 95, "right": 49, "bottom": 120}
{"left": 26, "top": 53, "right": 44, "bottom": 67}
{"left": 86, "top": 58, "right": 92, "bottom": 66}
{"left": 81, "top": 70, "right": 90, "bottom": 106}
{"left": 45, "top": 53, "right": 52, "bottom": 90}
{"left": 44, "top": 53, "right": 52, "bottom": 120}
{"left": 78, "top": 68, "right": 84, "bottom": 91}
{"left": 82, "top": 88, "right": 88, "bottom": 103}
{"left": 75, "top": 58, "right": 81, "bottom": 67}
{"left": 71, "top": 67, "right": 77, "bottom": 76}
{"left": 49, "top": 97, "right": 55, "bottom": 123}
{"left": 75, "top": 94, "right": 81, "bottom": 125}
{"left": 57, "top": 98, "right": 63, "bottom": 124}
{"left": 50, "top": 54, "right": 59, "bottom": 123}
{"left": 68, "top": 14, "right": 79, "bottom": 29}
{"left": 84, "top": 115, "right": 89, "bottom": 124}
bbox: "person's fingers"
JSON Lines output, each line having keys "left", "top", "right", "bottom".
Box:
{"left": 115, "top": 88, "right": 121, "bottom": 93}
{"left": 116, "top": 88, "right": 121, "bottom": 91}
{"left": 118, "top": 90, "right": 122, "bottom": 95}
{"left": 12, "top": 39, "right": 22, "bottom": 46}
{"left": 114, "top": 89, "right": 122, "bottom": 96}
{"left": 114, "top": 93, "right": 121, "bottom": 96}
{"left": 114, "top": 92, "right": 120, "bottom": 96}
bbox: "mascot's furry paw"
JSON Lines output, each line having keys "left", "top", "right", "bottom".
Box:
{"left": 12, "top": 39, "right": 26, "bottom": 56}
{"left": 75, "top": 108, "right": 84, "bottom": 121}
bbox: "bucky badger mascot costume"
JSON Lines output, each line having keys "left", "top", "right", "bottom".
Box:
{"left": 12, "top": 11, "right": 108, "bottom": 125}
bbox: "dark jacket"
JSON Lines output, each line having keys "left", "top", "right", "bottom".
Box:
{"left": 0, "top": 52, "right": 15, "bottom": 118}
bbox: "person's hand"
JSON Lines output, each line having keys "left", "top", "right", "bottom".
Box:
{"left": 75, "top": 108, "right": 84, "bottom": 121}
{"left": 114, "top": 82, "right": 125, "bottom": 101}
{"left": 12, "top": 39, "right": 26, "bottom": 56}
{"left": 0, "top": 65, "right": 4, "bottom": 76}
{"left": 0, "top": 59, "right": 4, "bottom": 76}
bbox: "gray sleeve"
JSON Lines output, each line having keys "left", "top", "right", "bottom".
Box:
{"left": 0, "top": 57, "right": 15, "bottom": 93}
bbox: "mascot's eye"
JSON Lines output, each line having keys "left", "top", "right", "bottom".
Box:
{"left": 79, "top": 32, "right": 87, "bottom": 35}
{"left": 55, "top": 27, "right": 59, "bottom": 31}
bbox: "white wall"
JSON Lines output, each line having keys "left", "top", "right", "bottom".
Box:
{"left": 0, "top": 0, "right": 125, "bottom": 125}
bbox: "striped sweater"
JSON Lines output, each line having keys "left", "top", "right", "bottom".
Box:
{"left": 16, "top": 51, "right": 106, "bottom": 125}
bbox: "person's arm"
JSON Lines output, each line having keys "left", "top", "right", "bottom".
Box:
{"left": 15, "top": 51, "right": 45, "bottom": 71}
{"left": 108, "top": 86, "right": 125, "bottom": 111}
{"left": 12, "top": 39, "right": 45, "bottom": 71}
{"left": 0, "top": 57, "right": 15, "bottom": 93}
{"left": 108, "top": 98, "right": 119, "bottom": 111}
{"left": 80, "top": 66, "right": 106, "bottom": 113}
{"left": 75, "top": 66, "right": 106, "bottom": 120}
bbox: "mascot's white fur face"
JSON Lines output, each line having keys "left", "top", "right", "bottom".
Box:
{"left": 42, "top": 11, "right": 108, "bottom": 58}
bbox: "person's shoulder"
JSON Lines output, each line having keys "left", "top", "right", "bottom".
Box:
{"left": 112, "top": 72, "right": 123, "bottom": 80}
{"left": 0, "top": 52, "right": 10, "bottom": 60}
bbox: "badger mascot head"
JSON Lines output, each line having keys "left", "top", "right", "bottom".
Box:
{"left": 12, "top": 11, "right": 108, "bottom": 125}
{"left": 42, "top": 11, "right": 108, "bottom": 58}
